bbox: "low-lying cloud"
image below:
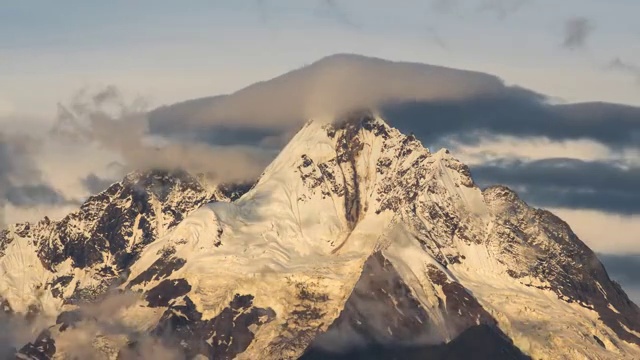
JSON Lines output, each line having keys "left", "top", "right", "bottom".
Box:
{"left": 2, "top": 290, "right": 184, "bottom": 359}
{"left": 0, "top": 132, "right": 71, "bottom": 228}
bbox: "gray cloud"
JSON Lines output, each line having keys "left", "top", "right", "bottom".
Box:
{"left": 598, "top": 253, "right": 640, "bottom": 304}
{"left": 562, "top": 17, "right": 595, "bottom": 50}
{"left": 5, "top": 185, "right": 73, "bottom": 207}
{"left": 256, "top": 1, "right": 358, "bottom": 29}
{"left": 149, "top": 53, "right": 537, "bottom": 136}
{"left": 431, "top": 0, "right": 528, "bottom": 18}
{"left": 470, "top": 158, "right": 640, "bottom": 214}
{"left": 426, "top": 27, "right": 449, "bottom": 50}
{"left": 431, "top": 0, "right": 460, "bottom": 13}
{"left": 146, "top": 54, "right": 640, "bottom": 216}
{"left": 383, "top": 100, "right": 640, "bottom": 151}
{"left": 476, "top": 0, "right": 529, "bottom": 19}
{"left": 0, "top": 134, "right": 41, "bottom": 186}
{"left": 0, "top": 133, "right": 55, "bottom": 228}
{"left": 321, "top": 0, "right": 358, "bottom": 29}
{"left": 608, "top": 58, "right": 640, "bottom": 84}
{"left": 2, "top": 290, "right": 183, "bottom": 359}
{"left": 81, "top": 173, "right": 118, "bottom": 195}
{"left": 150, "top": 54, "right": 640, "bottom": 155}
{"left": 53, "top": 87, "right": 273, "bottom": 184}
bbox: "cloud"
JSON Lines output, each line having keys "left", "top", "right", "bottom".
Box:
{"left": 3, "top": 53, "right": 639, "bottom": 256}
{"left": 3, "top": 290, "right": 184, "bottom": 359}
{"left": 148, "top": 54, "right": 640, "bottom": 156}
{"left": 320, "top": 0, "right": 359, "bottom": 29}
{"left": 449, "top": 136, "right": 613, "bottom": 165}
{"left": 81, "top": 173, "right": 118, "bottom": 194}
{"left": 383, "top": 100, "right": 640, "bottom": 152}
{"left": 143, "top": 53, "right": 640, "bottom": 232}
{"left": 476, "top": 0, "right": 529, "bottom": 19}
{"left": 53, "top": 87, "right": 273, "bottom": 183}
{"left": 255, "top": 1, "right": 358, "bottom": 29}
{"left": 431, "top": 0, "right": 460, "bottom": 13}
{"left": 598, "top": 253, "right": 640, "bottom": 305}
{"left": 5, "top": 184, "right": 73, "bottom": 207}
{"left": 608, "top": 58, "right": 640, "bottom": 84}
{"left": 0, "top": 307, "right": 53, "bottom": 359}
{"left": 550, "top": 208, "right": 640, "bottom": 255}
{"left": 148, "top": 53, "right": 537, "bottom": 135}
{"left": 426, "top": 27, "right": 448, "bottom": 50}
{"left": 562, "top": 17, "right": 596, "bottom": 50}
{"left": 431, "top": 0, "right": 528, "bottom": 18}
{"left": 0, "top": 130, "right": 83, "bottom": 224}
{"left": 470, "top": 158, "right": 640, "bottom": 214}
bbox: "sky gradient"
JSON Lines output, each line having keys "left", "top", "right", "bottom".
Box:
{"left": 2, "top": 0, "right": 639, "bottom": 118}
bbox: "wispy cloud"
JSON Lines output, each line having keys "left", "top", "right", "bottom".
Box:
{"left": 607, "top": 58, "right": 640, "bottom": 84}
{"left": 81, "top": 173, "right": 118, "bottom": 194}
{"left": 431, "top": 0, "right": 460, "bottom": 14}
{"left": 431, "top": 0, "right": 528, "bottom": 18}
{"left": 0, "top": 133, "right": 70, "bottom": 228}
{"left": 562, "top": 17, "right": 596, "bottom": 50}
{"left": 476, "top": 0, "right": 529, "bottom": 19}
{"left": 52, "top": 86, "right": 273, "bottom": 184}
{"left": 319, "top": 0, "right": 359, "bottom": 29}
{"left": 426, "top": 26, "right": 449, "bottom": 50}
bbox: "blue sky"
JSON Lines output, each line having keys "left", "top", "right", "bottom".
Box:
{"left": 1, "top": 0, "right": 639, "bottom": 117}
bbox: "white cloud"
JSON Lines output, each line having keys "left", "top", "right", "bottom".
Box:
{"left": 549, "top": 208, "right": 640, "bottom": 254}
{"left": 449, "top": 136, "right": 613, "bottom": 165}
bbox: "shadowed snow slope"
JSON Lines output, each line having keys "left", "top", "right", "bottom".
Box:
{"left": 2, "top": 112, "right": 640, "bottom": 359}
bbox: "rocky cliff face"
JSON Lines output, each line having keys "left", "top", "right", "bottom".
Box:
{"left": 0, "top": 170, "right": 246, "bottom": 314}
{"left": 4, "top": 112, "right": 640, "bottom": 360}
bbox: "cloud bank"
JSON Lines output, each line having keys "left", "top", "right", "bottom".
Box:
{"left": 470, "top": 158, "right": 640, "bottom": 214}
{"left": 146, "top": 53, "right": 640, "bottom": 218}
{"left": 53, "top": 86, "right": 274, "bottom": 184}
{"left": 3, "top": 53, "right": 639, "bottom": 281}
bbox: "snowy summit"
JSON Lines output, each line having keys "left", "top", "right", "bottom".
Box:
{"left": 2, "top": 112, "right": 640, "bottom": 360}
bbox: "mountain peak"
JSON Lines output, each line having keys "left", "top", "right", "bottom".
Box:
{"left": 3, "top": 111, "right": 640, "bottom": 359}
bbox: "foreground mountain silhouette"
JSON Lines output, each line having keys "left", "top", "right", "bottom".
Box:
{"left": 2, "top": 111, "right": 639, "bottom": 359}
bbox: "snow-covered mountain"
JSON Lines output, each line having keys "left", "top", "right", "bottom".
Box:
{"left": 3, "top": 112, "right": 640, "bottom": 359}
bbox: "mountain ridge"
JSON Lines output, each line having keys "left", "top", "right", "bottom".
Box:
{"left": 2, "top": 112, "right": 640, "bottom": 359}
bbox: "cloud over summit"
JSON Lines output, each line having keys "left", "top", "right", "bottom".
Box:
{"left": 148, "top": 53, "right": 640, "bottom": 217}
